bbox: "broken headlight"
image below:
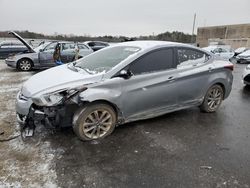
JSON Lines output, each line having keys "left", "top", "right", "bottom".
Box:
{"left": 32, "top": 86, "right": 87, "bottom": 106}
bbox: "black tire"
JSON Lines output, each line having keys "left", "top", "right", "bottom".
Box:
{"left": 18, "top": 59, "right": 33, "bottom": 71}
{"left": 73, "top": 103, "right": 117, "bottom": 141}
{"left": 200, "top": 84, "right": 224, "bottom": 113}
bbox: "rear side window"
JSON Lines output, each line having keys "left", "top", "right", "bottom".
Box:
{"left": 177, "top": 48, "right": 209, "bottom": 68}
{"left": 62, "top": 43, "right": 75, "bottom": 50}
{"left": 130, "top": 48, "right": 174, "bottom": 75}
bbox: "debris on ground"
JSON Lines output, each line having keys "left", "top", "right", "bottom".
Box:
{"left": 200, "top": 166, "right": 212, "bottom": 170}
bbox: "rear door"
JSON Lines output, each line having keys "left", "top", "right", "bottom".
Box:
{"left": 174, "top": 47, "right": 212, "bottom": 106}
{"left": 120, "top": 48, "right": 178, "bottom": 119}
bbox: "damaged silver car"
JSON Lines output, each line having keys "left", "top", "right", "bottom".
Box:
{"left": 5, "top": 31, "right": 93, "bottom": 71}
{"left": 16, "top": 41, "right": 233, "bottom": 141}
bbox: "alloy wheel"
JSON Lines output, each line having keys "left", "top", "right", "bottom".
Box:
{"left": 207, "top": 87, "right": 223, "bottom": 110}
{"left": 19, "top": 60, "right": 32, "bottom": 71}
{"left": 82, "top": 110, "right": 113, "bottom": 139}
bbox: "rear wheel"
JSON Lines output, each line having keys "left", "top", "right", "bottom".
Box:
{"left": 73, "top": 103, "right": 117, "bottom": 141}
{"left": 18, "top": 59, "right": 33, "bottom": 71}
{"left": 200, "top": 84, "right": 224, "bottom": 113}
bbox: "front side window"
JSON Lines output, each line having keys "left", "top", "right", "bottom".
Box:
{"left": 75, "top": 46, "right": 140, "bottom": 74}
{"left": 177, "top": 48, "right": 209, "bottom": 68}
{"left": 129, "top": 48, "right": 174, "bottom": 75}
{"left": 44, "top": 42, "right": 57, "bottom": 51}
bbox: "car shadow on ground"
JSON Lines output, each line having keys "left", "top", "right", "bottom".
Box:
{"left": 38, "top": 106, "right": 220, "bottom": 146}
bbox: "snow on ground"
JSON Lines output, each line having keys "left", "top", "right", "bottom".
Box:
{"left": 0, "top": 61, "right": 59, "bottom": 187}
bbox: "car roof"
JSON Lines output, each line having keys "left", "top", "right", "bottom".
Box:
{"left": 0, "top": 40, "right": 24, "bottom": 45}
{"left": 113, "top": 40, "right": 193, "bottom": 51}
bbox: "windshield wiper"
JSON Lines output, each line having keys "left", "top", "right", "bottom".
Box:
{"left": 73, "top": 65, "right": 93, "bottom": 74}
{"left": 67, "top": 63, "right": 78, "bottom": 72}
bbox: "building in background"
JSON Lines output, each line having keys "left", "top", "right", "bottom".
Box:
{"left": 196, "top": 23, "right": 250, "bottom": 49}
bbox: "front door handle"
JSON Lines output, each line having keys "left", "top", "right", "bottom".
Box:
{"left": 167, "top": 76, "right": 175, "bottom": 82}
{"left": 208, "top": 67, "right": 213, "bottom": 72}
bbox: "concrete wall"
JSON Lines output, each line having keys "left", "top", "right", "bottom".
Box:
{"left": 197, "top": 23, "right": 250, "bottom": 48}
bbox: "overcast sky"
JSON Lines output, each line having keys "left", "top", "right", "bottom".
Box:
{"left": 0, "top": 0, "right": 249, "bottom": 37}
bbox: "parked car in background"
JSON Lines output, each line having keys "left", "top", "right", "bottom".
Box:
{"left": 5, "top": 31, "right": 93, "bottom": 71}
{"left": 236, "top": 49, "right": 250, "bottom": 64}
{"left": 242, "top": 65, "right": 250, "bottom": 85}
{"left": 16, "top": 41, "right": 233, "bottom": 140}
{"left": 203, "top": 46, "right": 234, "bottom": 61}
{"left": 234, "top": 47, "right": 248, "bottom": 56}
{"left": 84, "top": 41, "right": 109, "bottom": 51}
{"left": 0, "top": 40, "right": 27, "bottom": 59}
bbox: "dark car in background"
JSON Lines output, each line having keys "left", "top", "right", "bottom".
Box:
{"left": 0, "top": 41, "right": 27, "bottom": 59}
{"left": 5, "top": 32, "right": 93, "bottom": 71}
{"left": 84, "top": 41, "right": 109, "bottom": 51}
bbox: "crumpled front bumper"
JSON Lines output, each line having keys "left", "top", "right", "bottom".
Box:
{"left": 16, "top": 91, "right": 33, "bottom": 124}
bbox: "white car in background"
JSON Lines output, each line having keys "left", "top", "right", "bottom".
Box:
{"left": 203, "top": 46, "right": 234, "bottom": 61}
{"left": 236, "top": 49, "right": 250, "bottom": 64}
{"left": 234, "top": 47, "right": 248, "bottom": 56}
{"left": 242, "top": 64, "right": 250, "bottom": 85}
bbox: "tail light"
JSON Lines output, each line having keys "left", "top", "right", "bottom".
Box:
{"left": 224, "top": 64, "right": 234, "bottom": 71}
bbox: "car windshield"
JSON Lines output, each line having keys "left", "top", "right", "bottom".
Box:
{"left": 74, "top": 46, "right": 140, "bottom": 74}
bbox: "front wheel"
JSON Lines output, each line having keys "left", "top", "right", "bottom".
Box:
{"left": 200, "top": 84, "right": 224, "bottom": 113}
{"left": 73, "top": 103, "right": 117, "bottom": 141}
{"left": 18, "top": 59, "right": 33, "bottom": 71}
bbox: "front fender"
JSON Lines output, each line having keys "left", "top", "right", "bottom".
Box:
{"left": 78, "top": 87, "right": 124, "bottom": 122}
{"left": 79, "top": 87, "right": 122, "bottom": 106}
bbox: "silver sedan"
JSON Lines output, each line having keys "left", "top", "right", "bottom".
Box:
{"left": 5, "top": 32, "right": 93, "bottom": 71}
{"left": 16, "top": 41, "right": 233, "bottom": 140}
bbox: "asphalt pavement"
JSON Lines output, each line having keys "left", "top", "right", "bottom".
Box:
{"left": 0, "top": 59, "right": 250, "bottom": 188}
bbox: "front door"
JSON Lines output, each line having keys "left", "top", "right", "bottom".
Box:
{"left": 61, "top": 43, "right": 76, "bottom": 63}
{"left": 39, "top": 42, "right": 57, "bottom": 67}
{"left": 120, "top": 48, "right": 178, "bottom": 120}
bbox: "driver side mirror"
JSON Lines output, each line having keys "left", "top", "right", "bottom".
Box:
{"left": 116, "top": 70, "right": 133, "bottom": 79}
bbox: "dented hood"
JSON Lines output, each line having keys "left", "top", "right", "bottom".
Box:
{"left": 21, "top": 64, "right": 103, "bottom": 97}
{"left": 9, "top": 31, "right": 35, "bottom": 53}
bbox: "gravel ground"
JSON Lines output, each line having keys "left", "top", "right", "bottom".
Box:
{"left": 0, "top": 59, "right": 250, "bottom": 188}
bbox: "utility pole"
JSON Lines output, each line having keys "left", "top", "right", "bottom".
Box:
{"left": 191, "top": 13, "right": 196, "bottom": 44}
